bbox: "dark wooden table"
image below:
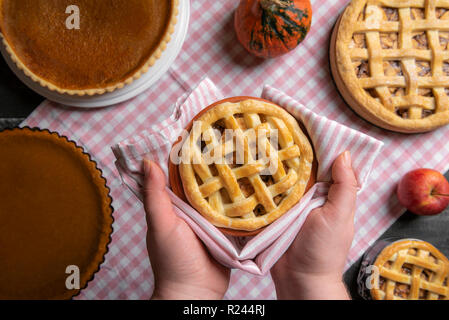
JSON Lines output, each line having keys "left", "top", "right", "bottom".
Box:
{"left": 1, "top": 57, "right": 448, "bottom": 300}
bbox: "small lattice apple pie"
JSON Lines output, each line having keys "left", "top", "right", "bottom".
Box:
{"left": 331, "top": 0, "right": 449, "bottom": 133}
{"left": 370, "top": 239, "right": 449, "bottom": 300}
{"left": 178, "top": 99, "right": 314, "bottom": 231}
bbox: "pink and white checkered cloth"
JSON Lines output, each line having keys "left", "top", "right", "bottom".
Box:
{"left": 112, "top": 77, "right": 383, "bottom": 275}
{"left": 20, "top": 0, "right": 449, "bottom": 299}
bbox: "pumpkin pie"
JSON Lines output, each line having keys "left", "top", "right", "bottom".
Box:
{"left": 0, "top": 128, "right": 114, "bottom": 300}
{"left": 330, "top": 0, "right": 449, "bottom": 133}
{"left": 0, "top": 0, "right": 179, "bottom": 96}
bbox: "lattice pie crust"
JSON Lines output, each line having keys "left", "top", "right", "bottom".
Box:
{"left": 332, "top": 0, "right": 449, "bottom": 133}
{"left": 371, "top": 239, "right": 449, "bottom": 300}
{"left": 179, "top": 99, "right": 314, "bottom": 231}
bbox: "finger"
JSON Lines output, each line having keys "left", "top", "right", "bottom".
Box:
{"left": 143, "top": 160, "right": 177, "bottom": 236}
{"left": 323, "top": 151, "right": 358, "bottom": 221}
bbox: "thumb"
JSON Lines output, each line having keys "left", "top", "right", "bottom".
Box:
{"left": 322, "top": 151, "right": 358, "bottom": 221}
{"left": 143, "top": 160, "right": 177, "bottom": 236}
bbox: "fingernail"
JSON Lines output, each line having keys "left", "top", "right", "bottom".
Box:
{"left": 342, "top": 151, "right": 352, "bottom": 168}
{"left": 143, "top": 159, "right": 152, "bottom": 176}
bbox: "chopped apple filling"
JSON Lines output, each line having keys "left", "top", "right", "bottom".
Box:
{"left": 354, "top": 60, "right": 369, "bottom": 78}
{"left": 416, "top": 61, "right": 431, "bottom": 77}
{"left": 350, "top": 33, "right": 366, "bottom": 49}
{"left": 382, "top": 7, "right": 399, "bottom": 21}
{"left": 440, "top": 32, "right": 449, "bottom": 50}
{"left": 412, "top": 32, "right": 429, "bottom": 49}
{"left": 436, "top": 8, "right": 449, "bottom": 19}
{"left": 384, "top": 60, "right": 403, "bottom": 76}
{"left": 443, "top": 62, "right": 449, "bottom": 76}
{"left": 380, "top": 33, "right": 399, "bottom": 49}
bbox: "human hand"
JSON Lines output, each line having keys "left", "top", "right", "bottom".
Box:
{"left": 271, "top": 151, "right": 358, "bottom": 300}
{"left": 143, "top": 160, "right": 230, "bottom": 300}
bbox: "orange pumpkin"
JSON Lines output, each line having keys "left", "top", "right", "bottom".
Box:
{"left": 234, "top": 0, "right": 312, "bottom": 59}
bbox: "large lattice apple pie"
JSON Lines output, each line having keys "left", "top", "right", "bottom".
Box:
{"left": 331, "top": 0, "right": 449, "bottom": 133}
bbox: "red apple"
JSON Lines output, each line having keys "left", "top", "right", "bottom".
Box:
{"left": 397, "top": 168, "right": 449, "bottom": 216}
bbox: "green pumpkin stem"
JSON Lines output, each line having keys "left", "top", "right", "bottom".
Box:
{"left": 260, "top": 0, "right": 290, "bottom": 12}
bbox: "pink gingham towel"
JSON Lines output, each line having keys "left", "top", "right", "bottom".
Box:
{"left": 112, "top": 78, "right": 383, "bottom": 275}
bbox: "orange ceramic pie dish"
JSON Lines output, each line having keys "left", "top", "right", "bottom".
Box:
{"left": 0, "top": 128, "right": 114, "bottom": 299}
{"left": 0, "top": 0, "right": 179, "bottom": 96}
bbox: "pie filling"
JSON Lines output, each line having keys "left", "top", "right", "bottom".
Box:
{"left": 382, "top": 7, "right": 399, "bottom": 21}
{"left": 380, "top": 33, "right": 399, "bottom": 49}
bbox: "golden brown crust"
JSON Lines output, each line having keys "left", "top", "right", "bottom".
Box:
{"left": 371, "top": 239, "right": 449, "bottom": 300}
{"left": 0, "top": 0, "right": 179, "bottom": 96}
{"left": 0, "top": 127, "right": 114, "bottom": 300}
{"left": 179, "top": 99, "right": 314, "bottom": 231}
{"left": 332, "top": 0, "right": 449, "bottom": 133}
